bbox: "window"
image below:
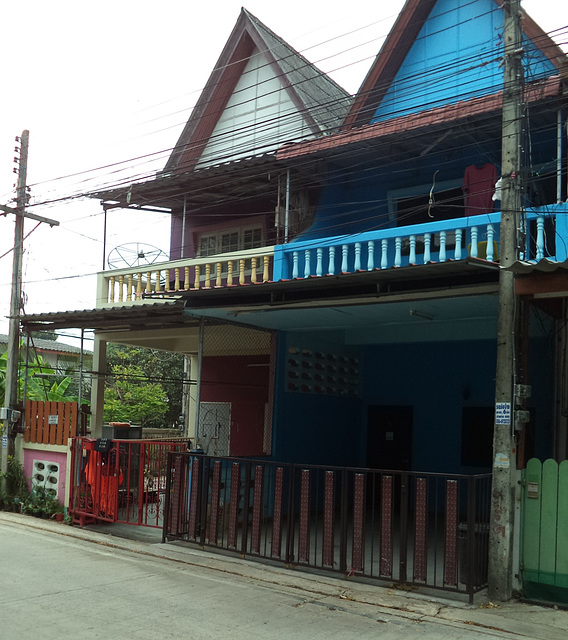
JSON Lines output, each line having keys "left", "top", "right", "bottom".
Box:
{"left": 243, "top": 227, "right": 262, "bottom": 250}
{"left": 387, "top": 179, "right": 463, "bottom": 226}
{"left": 220, "top": 231, "right": 239, "bottom": 254}
{"left": 199, "top": 235, "right": 217, "bottom": 257}
{"left": 197, "top": 225, "right": 263, "bottom": 257}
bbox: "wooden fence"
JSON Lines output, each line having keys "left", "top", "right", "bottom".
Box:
{"left": 24, "top": 401, "right": 88, "bottom": 446}
{"left": 522, "top": 458, "right": 568, "bottom": 604}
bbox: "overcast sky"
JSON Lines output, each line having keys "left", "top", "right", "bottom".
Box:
{"left": 0, "top": 0, "right": 566, "bottom": 344}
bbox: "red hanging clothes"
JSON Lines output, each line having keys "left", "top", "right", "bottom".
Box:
{"left": 463, "top": 163, "right": 497, "bottom": 216}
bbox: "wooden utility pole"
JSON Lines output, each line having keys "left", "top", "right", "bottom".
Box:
{"left": 488, "top": 0, "right": 523, "bottom": 602}
{"left": 1, "top": 130, "right": 29, "bottom": 482}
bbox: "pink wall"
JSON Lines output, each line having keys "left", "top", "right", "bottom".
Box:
{"left": 23, "top": 448, "right": 68, "bottom": 504}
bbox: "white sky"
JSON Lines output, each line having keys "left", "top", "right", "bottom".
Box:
{"left": 0, "top": 0, "right": 566, "bottom": 345}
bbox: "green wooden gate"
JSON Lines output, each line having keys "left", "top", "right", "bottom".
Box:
{"left": 521, "top": 459, "right": 568, "bottom": 603}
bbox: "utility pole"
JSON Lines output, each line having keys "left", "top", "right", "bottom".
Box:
{"left": 488, "top": 0, "right": 523, "bottom": 602}
{"left": 1, "top": 130, "right": 29, "bottom": 483}
{"left": 1, "top": 131, "right": 59, "bottom": 489}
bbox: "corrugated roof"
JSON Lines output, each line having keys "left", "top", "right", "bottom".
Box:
{"left": 507, "top": 258, "right": 568, "bottom": 275}
{"left": 20, "top": 300, "right": 190, "bottom": 332}
{"left": 278, "top": 76, "right": 564, "bottom": 161}
{"left": 0, "top": 334, "right": 91, "bottom": 355}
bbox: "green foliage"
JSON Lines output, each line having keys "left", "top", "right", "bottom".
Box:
{"left": 30, "top": 330, "right": 59, "bottom": 341}
{"left": 22, "top": 484, "right": 63, "bottom": 517}
{"left": 0, "top": 343, "right": 82, "bottom": 403}
{"left": 104, "top": 362, "right": 169, "bottom": 427}
{"left": 105, "top": 344, "right": 184, "bottom": 428}
{"left": 0, "top": 455, "right": 29, "bottom": 510}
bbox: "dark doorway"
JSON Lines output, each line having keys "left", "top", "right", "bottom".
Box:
{"left": 367, "top": 405, "right": 413, "bottom": 471}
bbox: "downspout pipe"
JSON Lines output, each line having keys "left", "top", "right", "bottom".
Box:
{"left": 181, "top": 195, "right": 187, "bottom": 259}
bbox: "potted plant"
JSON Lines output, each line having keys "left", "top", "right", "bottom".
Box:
{"left": 0, "top": 456, "right": 29, "bottom": 512}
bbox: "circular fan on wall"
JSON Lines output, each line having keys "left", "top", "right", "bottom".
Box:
{"left": 107, "top": 243, "right": 169, "bottom": 270}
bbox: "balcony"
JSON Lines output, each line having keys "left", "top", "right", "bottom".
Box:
{"left": 97, "top": 204, "right": 568, "bottom": 307}
{"left": 96, "top": 246, "right": 275, "bottom": 306}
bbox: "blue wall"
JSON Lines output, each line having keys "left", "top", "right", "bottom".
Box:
{"left": 270, "top": 329, "right": 556, "bottom": 473}
{"left": 372, "top": 0, "right": 556, "bottom": 123}
{"left": 293, "top": 0, "right": 558, "bottom": 243}
{"left": 296, "top": 143, "right": 500, "bottom": 241}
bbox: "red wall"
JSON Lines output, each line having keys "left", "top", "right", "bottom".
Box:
{"left": 201, "top": 354, "right": 270, "bottom": 456}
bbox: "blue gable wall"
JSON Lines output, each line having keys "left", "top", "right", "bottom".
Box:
{"left": 372, "top": 0, "right": 556, "bottom": 123}
{"left": 293, "top": 0, "right": 559, "bottom": 242}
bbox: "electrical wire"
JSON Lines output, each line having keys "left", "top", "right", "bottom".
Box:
{"left": 0, "top": 3, "right": 566, "bottom": 295}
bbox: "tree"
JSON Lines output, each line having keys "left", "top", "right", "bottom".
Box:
{"left": 30, "top": 330, "right": 59, "bottom": 341}
{"left": 0, "top": 345, "right": 82, "bottom": 403}
{"left": 103, "top": 362, "right": 169, "bottom": 427}
{"left": 105, "top": 344, "right": 184, "bottom": 428}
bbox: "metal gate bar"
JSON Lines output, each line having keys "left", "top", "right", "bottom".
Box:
{"left": 163, "top": 453, "right": 491, "bottom": 602}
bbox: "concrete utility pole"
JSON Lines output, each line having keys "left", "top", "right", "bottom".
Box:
{"left": 1, "top": 130, "right": 30, "bottom": 482}
{"left": 488, "top": 0, "right": 523, "bottom": 602}
{"left": 1, "top": 132, "right": 59, "bottom": 488}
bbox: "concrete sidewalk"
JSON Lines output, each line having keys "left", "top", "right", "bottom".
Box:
{"left": 2, "top": 511, "right": 567, "bottom": 639}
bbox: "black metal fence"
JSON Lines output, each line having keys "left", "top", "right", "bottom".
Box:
{"left": 163, "top": 453, "right": 491, "bottom": 602}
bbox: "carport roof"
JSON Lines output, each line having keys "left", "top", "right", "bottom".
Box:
{"left": 20, "top": 300, "right": 192, "bottom": 333}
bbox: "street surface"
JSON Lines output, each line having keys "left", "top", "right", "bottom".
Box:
{"left": 0, "top": 515, "right": 566, "bottom": 639}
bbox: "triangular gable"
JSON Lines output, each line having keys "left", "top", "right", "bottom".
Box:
{"left": 345, "top": 0, "right": 566, "bottom": 128}
{"left": 165, "top": 8, "right": 351, "bottom": 173}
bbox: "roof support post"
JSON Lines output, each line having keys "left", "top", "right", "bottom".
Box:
{"left": 89, "top": 336, "right": 107, "bottom": 438}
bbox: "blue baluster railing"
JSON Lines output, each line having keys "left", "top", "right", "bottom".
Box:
{"left": 271, "top": 206, "right": 568, "bottom": 282}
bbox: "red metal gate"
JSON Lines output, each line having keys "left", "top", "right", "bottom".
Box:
{"left": 69, "top": 437, "right": 186, "bottom": 528}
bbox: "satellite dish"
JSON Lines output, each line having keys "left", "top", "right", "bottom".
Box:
{"left": 107, "top": 243, "right": 169, "bottom": 270}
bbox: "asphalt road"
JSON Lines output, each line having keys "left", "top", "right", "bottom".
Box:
{"left": 0, "top": 516, "right": 564, "bottom": 639}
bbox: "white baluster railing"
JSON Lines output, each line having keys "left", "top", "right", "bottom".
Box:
{"left": 486, "top": 225, "right": 495, "bottom": 261}
{"left": 409, "top": 235, "right": 416, "bottom": 265}
{"left": 439, "top": 231, "right": 447, "bottom": 263}
{"left": 536, "top": 216, "right": 545, "bottom": 261}
{"left": 455, "top": 229, "right": 463, "bottom": 261}
{"left": 341, "top": 244, "right": 349, "bottom": 273}
{"left": 423, "top": 233, "right": 432, "bottom": 263}
{"left": 381, "top": 239, "right": 388, "bottom": 269}
{"left": 367, "top": 240, "right": 375, "bottom": 270}
{"left": 304, "top": 249, "right": 311, "bottom": 279}
{"left": 470, "top": 226, "right": 478, "bottom": 258}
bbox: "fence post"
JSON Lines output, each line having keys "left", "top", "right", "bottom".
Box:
{"left": 286, "top": 465, "right": 296, "bottom": 564}
{"left": 241, "top": 460, "right": 252, "bottom": 556}
{"left": 399, "top": 471, "right": 409, "bottom": 584}
{"left": 466, "top": 475, "right": 476, "bottom": 603}
{"left": 162, "top": 451, "right": 174, "bottom": 543}
{"left": 198, "top": 455, "right": 211, "bottom": 546}
{"left": 339, "top": 468, "right": 348, "bottom": 573}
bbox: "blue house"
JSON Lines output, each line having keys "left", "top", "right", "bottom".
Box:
{"left": 21, "top": 0, "right": 568, "bottom": 601}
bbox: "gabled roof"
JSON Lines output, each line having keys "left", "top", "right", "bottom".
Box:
{"left": 344, "top": 0, "right": 567, "bottom": 128}
{"left": 164, "top": 8, "right": 352, "bottom": 173}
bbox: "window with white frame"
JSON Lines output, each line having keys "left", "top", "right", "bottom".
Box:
{"left": 197, "top": 225, "right": 263, "bottom": 257}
